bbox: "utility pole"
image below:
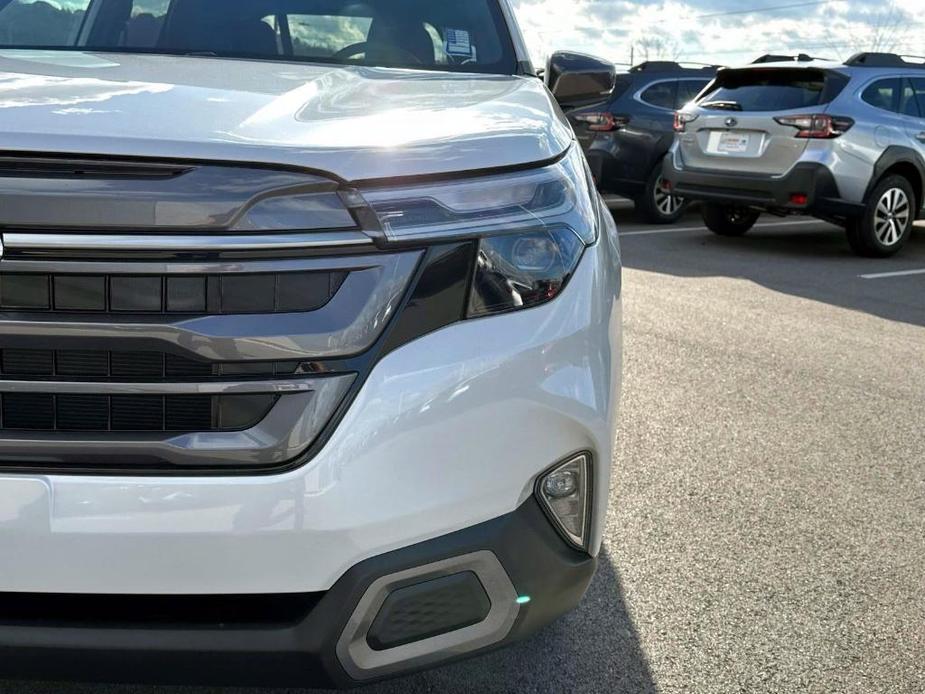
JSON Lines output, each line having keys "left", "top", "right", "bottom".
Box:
{"left": 630, "top": 45, "right": 634, "bottom": 65}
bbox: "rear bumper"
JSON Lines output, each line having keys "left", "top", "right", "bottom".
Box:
{"left": 0, "top": 497, "right": 596, "bottom": 689}
{"left": 663, "top": 156, "right": 863, "bottom": 218}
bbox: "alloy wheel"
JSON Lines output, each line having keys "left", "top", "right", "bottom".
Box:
{"left": 874, "top": 187, "right": 911, "bottom": 246}
{"left": 654, "top": 176, "right": 684, "bottom": 217}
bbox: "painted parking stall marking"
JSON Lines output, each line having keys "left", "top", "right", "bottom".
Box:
{"left": 619, "top": 219, "right": 828, "bottom": 237}
{"left": 859, "top": 268, "right": 925, "bottom": 280}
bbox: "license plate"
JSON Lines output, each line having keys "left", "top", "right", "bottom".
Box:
{"left": 717, "top": 132, "right": 750, "bottom": 153}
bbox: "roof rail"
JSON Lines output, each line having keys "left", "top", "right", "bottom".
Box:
{"left": 751, "top": 53, "right": 830, "bottom": 64}
{"left": 630, "top": 60, "right": 718, "bottom": 73}
{"left": 844, "top": 52, "right": 925, "bottom": 68}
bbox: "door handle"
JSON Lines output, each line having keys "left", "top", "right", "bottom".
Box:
{"left": 917, "top": 132, "right": 925, "bottom": 142}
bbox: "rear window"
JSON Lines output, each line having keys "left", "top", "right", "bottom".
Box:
{"left": 699, "top": 68, "right": 847, "bottom": 112}
{"left": 676, "top": 79, "right": 710, "bottom": 108}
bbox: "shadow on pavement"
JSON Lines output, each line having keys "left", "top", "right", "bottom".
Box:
{"left": 618, "top": 214, "right": 925, "bottom": 328}
{"left": 0, "top": 546, "right": 655, "bottom": 694}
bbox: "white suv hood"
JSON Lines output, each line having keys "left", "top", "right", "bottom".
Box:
{"left": 0, "top": 50, "right": 572, "bottom": 182}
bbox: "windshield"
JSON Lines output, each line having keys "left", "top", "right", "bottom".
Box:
{"left": 0, "top": 0, "right": 517, "bottom": 74}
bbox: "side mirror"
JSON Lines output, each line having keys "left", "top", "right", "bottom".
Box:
{"left": 545, "top": 51, "right": 616, "bottom": 108}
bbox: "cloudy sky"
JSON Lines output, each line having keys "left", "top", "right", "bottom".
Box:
{"left": 511, "top": 0, "right": 922, "bottom": 68}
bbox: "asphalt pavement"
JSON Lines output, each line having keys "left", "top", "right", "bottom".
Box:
{"left": 4, "top": 204, "right": 924, "bottom": 694}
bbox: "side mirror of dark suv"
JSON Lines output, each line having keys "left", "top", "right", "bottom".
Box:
{"left": 546, "top": 51, "right": 616, "bottom": 108}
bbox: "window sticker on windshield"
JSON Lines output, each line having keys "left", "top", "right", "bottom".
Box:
{"left": 445, "top": 28, "right": 473, "bottom": 58}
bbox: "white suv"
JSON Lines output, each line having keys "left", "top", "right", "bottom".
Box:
{"left": 0, "top": 0, "right": 621, "bottom": 687}
{"left": 665, "top": 53, "right": 925, "bottom": 257}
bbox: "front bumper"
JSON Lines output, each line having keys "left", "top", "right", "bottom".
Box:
{"left": 0, "top": 497, "right": 596, "bottom": 688}
{"left": 0, "top": 220, "right": 622, "bottom": 684}
{"left": 663, "top": 154, "right": 863, "bottom": 219}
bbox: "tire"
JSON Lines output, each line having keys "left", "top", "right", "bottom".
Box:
{"left": 701, "top": 203, "right": 760, "bottom": 237}
{"left": 845, "top": 175, "right": 915, "bottom": 258}
{"left": 636, "top": 163, "right": 687, "bottom": 224}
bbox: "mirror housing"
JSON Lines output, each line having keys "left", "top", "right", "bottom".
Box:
{"left": 545, "top": 51, "right": 616, "bottom": 108}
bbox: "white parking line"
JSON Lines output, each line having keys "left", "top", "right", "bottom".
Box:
{"left": 619, "top": 219, "right": 825, "bottom": 237}
{"left": 860, "top": 268, "right": 925, "bottom": 280}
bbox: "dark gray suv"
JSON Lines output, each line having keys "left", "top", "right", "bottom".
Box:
{"left": 568, "top": 61, "right": 717, "bottom": 224}
{"left": 665, "top": 52, "right": 925, "bottom": 257}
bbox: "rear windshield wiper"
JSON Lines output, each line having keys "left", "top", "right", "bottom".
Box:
{"left": 701, "top": 100, "right": 743, "bottom": 111}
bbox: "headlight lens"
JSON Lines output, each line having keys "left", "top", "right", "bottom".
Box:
{"left": 357, "top": 146, "right": 599, "bottom": 318}
{"left": 468, "top": 227, "right": 584, "bottom": 318}
{"left": 359, "top": 146, "right": 598, "bottom": 245}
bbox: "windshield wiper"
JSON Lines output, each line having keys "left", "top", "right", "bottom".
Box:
{"left": 701, "top": 100, "right": 743, "bottom": 111}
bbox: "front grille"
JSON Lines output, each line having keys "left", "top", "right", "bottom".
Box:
{"left": 0, "top": 393, "right": 278, "bottom": 433}
{"left": 0, "top": 156, "right": 421, "bottom": 472}
{"left": 0, "top": 349, "right": 299, "bottom": 381}
{"left": 0, "top": 271, "right": 348, "bottom": 314}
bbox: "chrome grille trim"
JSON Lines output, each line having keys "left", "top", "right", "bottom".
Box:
{"left": 0, "top": 378, "right": 324, "bottom": 395}
{"left": 0, "top": 374, "right": 356, "bottom": 469}
{"left": 2, "top": 231, "right": 373, "bottom": 252}
{"left": 0, "top": 252, "right": 422, "bottom": 362}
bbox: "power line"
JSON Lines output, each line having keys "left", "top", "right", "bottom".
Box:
{"left": 696, "top": 0, "right": 832, "bottom": 20}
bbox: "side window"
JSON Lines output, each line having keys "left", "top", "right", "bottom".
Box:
{"left": 861, "top": 78, "right": 901, "bottom": 113}
{"left": 899, "top": 79, "right": 920, "bottom": 118}
{"left": 675, "top": 80, "right": 710, "bottom": 109}
{"left": 640, "top": 81, "right": 677, "bottom": 110}
{"left": 0, "top": 0, "right": 93, "bottom": 46}
{"left": 122, "top": 0, "right": 171, "bottom": 49}
{"left": 912, "top": 78, "right": 925, "bottom": 119}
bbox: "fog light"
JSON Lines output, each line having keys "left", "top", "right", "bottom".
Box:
{"left": 537, "top": 454, "right": 591, "bottom": 551}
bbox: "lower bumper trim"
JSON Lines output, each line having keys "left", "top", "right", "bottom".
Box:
{"left": 0, "top": 497, "right": 596, "bottom": 689}
{"left": 664, "top": 158, "right": 863, "bottom": 218}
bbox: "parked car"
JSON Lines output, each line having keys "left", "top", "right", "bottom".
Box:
{"left": 566, "top": 61, "right": 718, "bottom": 223}
{"left": 665, "top": 52, "right": 925, "bottom": 257}
{"left": 0, "top": 0, "right": 622, "bottom": 688}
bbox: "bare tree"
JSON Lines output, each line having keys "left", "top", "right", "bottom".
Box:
{"left": 821, "top": 0, "right": 910, "bottom": 56}
{"left": 634, "top": 35, "right": 681, "bottom": 63}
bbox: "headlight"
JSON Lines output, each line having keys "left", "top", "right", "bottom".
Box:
{"left": 357, "top": 146, "right": 598, "bottom": 317}
{"left": 468, "top": 227, "right": 584, "bottom": 317}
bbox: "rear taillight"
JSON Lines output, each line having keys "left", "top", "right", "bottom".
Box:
{"left": 574, "top": 112, "right": 630, "bottom": 132}
{"left": 774, "top": 114, "right": 854, "bottom": 139}
{"left": 674, "top": 111, "right": 699, "bottom": 133}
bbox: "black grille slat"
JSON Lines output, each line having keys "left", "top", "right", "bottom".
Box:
{"left": 0, "top": 271, "right": 346, "bottom": 315}
{"left": 0, "top": 394, "right": 275, "bottom": 433}
{"left": 111, "top": 352, "right": 164, "bottom": 379}
{"left": 2, "top": 394, "right": 55, "bottom": 430}
{"left": 56, "top": 395, "right": 110, "bottom": 431}
{"left": 0, "top": 349, "right": 289, "bottom": 381}
{"left": 2, "top": 349, "right": 54, "bottom": 375}
{"left": 111, "top": 396, "right": 164, "bottom": 432}
{"left": 165, "top": 354, "right": 216, "bottom": 379}
{"left": 56, "top": 351, "right": 109, "bottom": 377}
{"left": 165, "top": 395, "right": 213, "bottom": 431}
